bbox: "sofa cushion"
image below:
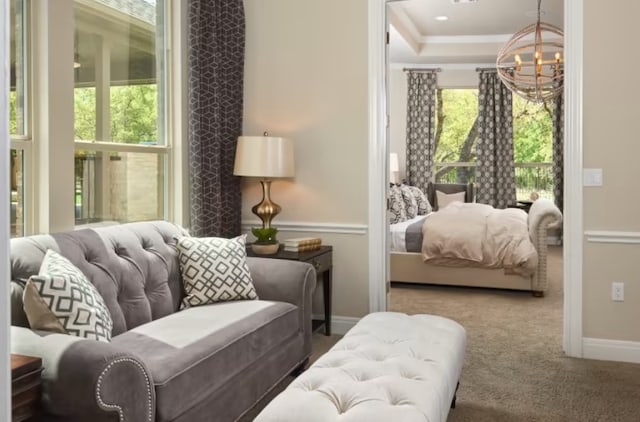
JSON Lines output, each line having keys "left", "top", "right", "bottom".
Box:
{"left": 24, "top": 250, "right": 113, "bottom": 342}
{"left": 176, "top": 235, "right": 258, "bottom": 307}
{"left": 111, "top": 300, "right": 300, "bottom": 422}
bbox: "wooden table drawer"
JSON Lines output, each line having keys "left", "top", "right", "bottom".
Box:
{"left": 308, "top": 252, "right": 331, "bottom": 273}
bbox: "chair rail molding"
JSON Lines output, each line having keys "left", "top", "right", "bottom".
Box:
{"left": 241, "top": 221, "right": 368, "bottom": 235}
{"left": 585, "top": 230, "right": 640, "bottom": 244}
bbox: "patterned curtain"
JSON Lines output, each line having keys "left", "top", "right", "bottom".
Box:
{"left": 476, "top": 70, "right": 516, "bottom": 209}
{"left": 552, "top": 84, "right": 564, "bottom": 212}
{"left": 405, "top": 70, "right": 438, "bottom": 193}
{"left": 188, "top": 0, "right": 245, "bottom": 237}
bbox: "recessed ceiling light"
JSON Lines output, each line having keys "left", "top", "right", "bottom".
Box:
{"left": 435, "top": 16, "right": 449, "bottom": 21}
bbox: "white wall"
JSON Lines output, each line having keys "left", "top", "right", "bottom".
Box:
{"left": 243, "top": 0, "right": 370, "bottom": 319}
{"left": 1, "top": 0, "right": 12, "bottom": 417}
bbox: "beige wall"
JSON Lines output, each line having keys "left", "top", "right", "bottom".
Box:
{"left": 583, "top": 2, "right": 640, "bottom": 342}
{"left": 243, "top": 0, "right": 370, "bottom": 318}
{"left": 243, "top": 0, "right": 640, "bottom": 345}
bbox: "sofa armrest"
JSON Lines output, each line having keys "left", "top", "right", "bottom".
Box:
{"left": 247, "top": 257, "right": 317, "bottom": 355}
{"left": 528, "top": 198, "right": 563, "bottom": 294}
{"left": 11, "top": 326, "right": 155, "bottom": 422}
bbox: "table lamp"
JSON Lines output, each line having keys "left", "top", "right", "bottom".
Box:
{"left": 390, "top": 153, "right": 399, "bottom": 184}
{"left": 234, "top": 133, "right": 295, "bottom": 254}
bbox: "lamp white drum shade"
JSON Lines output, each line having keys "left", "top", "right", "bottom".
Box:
{"left": 389, "top": 153, "right": 399, "bottom": 173}
{"left": 234, "top": 136, "right": 295, "bottom": 178}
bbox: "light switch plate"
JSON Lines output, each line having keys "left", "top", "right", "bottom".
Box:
{"left": 583, "top": 168, "right": 603, "bottom": 187}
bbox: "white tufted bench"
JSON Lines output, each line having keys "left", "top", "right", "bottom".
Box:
{"left": 255, "top": 312, "right": 466, "bottom": 422}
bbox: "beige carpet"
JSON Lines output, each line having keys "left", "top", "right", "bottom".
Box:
{"left": 390, "top": 246, "right": 640, "bottom": 422}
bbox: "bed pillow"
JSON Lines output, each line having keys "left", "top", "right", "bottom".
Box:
{"left": 389, "top": 185, "right": 407, "bottom": 224}
{"left": 399, "top": 184, "right": 418, "bottom": 219}
{"left": 176, "top": 234, "right": 258, "bottom": 308}
{"left": 436, "top": 190, "right": 466, "bottom": 210}
{"left": 408, "top": 186, "right": 432, "bottom": 215}
{"left": 23, "top": 249, "right": 113, "bottom": 342}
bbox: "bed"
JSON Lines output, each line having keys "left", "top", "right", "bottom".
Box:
{"left": 389, "top": 188, "right": 562, "bottom": 297}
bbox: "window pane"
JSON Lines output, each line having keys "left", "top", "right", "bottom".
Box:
{"left": 512, "top": 96, "right": 554, "bottom": 201}
{"left": 73, "top": 0, "right": 168, "bottom": 227}
{"left": 75, "top": 150, "right": 165, "bottom": 224}
{"left": 433, "top": 89, "right": 478, "bottom": 184}
{"left": 74, "top": 0, "right": 166, "bottom": 145}
{"left": 10, "top": 0, "right": 26, "bottom": 136}
{"left": 10, "top": 149, "right": 24, "bottom": 238}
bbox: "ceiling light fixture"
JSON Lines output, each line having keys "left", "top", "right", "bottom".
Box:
{"left": 435, "top": 16, "right": 449, "bottom": 21}
{"left": 496, "top": 0, "right": 563, "bottom": 103}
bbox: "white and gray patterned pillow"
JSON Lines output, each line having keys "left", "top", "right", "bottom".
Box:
{"left": 24, "top": 250, "right": 113, "bottom": 342}
{"left": 389, "top": 185, "right": 407, "bottom": 224}
{"left": 408, "top": 185, "right": 432, "bottom": 215}
{"left": 176, "top": 234, "right": 258, "bottom": 307}
{"left": 399, "top": 184, "right": 418, "bottom": 219}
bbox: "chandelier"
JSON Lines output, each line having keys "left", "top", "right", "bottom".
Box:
{"left": 496, "top": 0, "right": 564, "bottom": 103}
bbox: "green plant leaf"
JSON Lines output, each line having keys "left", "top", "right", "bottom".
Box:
{"left": 251, "top": 227, "right": 278, "bottom": 244}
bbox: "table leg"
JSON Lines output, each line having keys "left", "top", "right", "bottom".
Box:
{"left": 323, "top": 268, "right": 332, "bottom": 336}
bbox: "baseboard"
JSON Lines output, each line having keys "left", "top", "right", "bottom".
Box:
{"left": 312, "top": 315, "right": 360, "bottom": 336}
{"left": 582, "top": 337, "right": 640, "bottom": 364}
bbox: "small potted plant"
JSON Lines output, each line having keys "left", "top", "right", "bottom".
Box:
{"left": 251, "top": 227, "right": 280, "bottom": 255}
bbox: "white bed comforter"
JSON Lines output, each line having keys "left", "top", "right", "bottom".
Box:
{"left": 421, "top": 202, "right": 538, "bottom": 275}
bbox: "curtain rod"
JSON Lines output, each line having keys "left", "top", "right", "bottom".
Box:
{"left": 403, "top": 67, "right": 442, "bottom": 72}
{"left": 476, "top": 67, "right": 497, "bottom": 72}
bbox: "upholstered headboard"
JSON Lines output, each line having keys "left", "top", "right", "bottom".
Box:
{"left": 427, "top": 182, "right": 474, "bottom": 211}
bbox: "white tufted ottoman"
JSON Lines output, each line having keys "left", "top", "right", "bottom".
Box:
{"left": 255, "top": 312, "right": 466, "bottom": 422}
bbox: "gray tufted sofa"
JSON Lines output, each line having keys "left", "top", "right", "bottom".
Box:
{"left": 9, "top": 221, "right": 317, "bottom": 422}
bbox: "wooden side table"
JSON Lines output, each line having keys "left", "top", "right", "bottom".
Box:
{"left": 11, "top": 354, "right": 43, "bottom": 421}
{"left": 247, "top": 245, "right": 333, "bottom": 336}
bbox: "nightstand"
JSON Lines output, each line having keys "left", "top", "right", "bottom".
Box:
{"left": 11, "top": 354, "right": 43, "bottom": 421}
{"left": 247, "top": 245, "right": 333, "bottom": 336}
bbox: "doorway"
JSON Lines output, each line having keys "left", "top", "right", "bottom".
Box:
{"left": 367, "top": 0, "right": 584, "bottom": 358}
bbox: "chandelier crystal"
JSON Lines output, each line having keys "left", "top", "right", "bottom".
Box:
{"left": 496, "top": 0, "right": 564, "bottom": 103}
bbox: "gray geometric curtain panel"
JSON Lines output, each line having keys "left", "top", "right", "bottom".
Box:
{"left": 405, "top": 70, "right": 438, "bottom": 194}
{"left": 476, "top": 69, "right": 516, "bottom": 209}
{"left": 552, "top": 83, "right": 564, "bottom": 212}
{"left": 188, "top": 0, "right": 245, "bottom": 237}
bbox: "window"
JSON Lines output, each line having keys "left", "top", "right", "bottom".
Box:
{"left": 73, "top": 0, "right": 168, "bottom": 226}
{"left": 433, "top": 88, "right": 554, "bottom": 201}
{"left": 10, "top": 0, "right": 28, "bottom": 237}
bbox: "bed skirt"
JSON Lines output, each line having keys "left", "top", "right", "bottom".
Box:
{"left": 390, "top": 251, "right": 535, "bottom": 293}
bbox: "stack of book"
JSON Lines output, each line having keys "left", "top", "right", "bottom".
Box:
{"left": 283, "top": 237, "right": 322, "bottom": 252}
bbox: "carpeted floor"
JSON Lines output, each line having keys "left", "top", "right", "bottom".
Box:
{"left": 390, "top": 246, "right": 640, "bottom": 422}
{"left": 245, "top": 246, "right": 640, "bottom": 421}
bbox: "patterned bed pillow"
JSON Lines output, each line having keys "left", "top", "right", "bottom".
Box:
{"left": 23, "top": 249, "right": 113, "bottom": 342}
{"left": 389, "top": 184, "right": 407, "bottom": 224}
{"left": 176, "top": 234, "right": 258, "bottom": 308}
{"left": 399, "top": 184, "right": 418, "bottom": 219}
{"left": 407, "top": 185, "right": 432, "bottom": 215}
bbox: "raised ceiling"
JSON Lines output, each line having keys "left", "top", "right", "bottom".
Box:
{"left": 388, "top": 0, "right": 564, "bottom": 66}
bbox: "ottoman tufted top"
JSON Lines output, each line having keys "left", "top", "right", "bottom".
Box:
{"left": 256, "top": 312, "right": 466, "bottom": 422}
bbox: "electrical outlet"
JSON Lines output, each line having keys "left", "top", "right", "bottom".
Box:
{"left": 612, "top": 282, "right": 624, "bottom": 302}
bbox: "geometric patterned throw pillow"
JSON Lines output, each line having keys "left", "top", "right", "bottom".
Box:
{"left": 408, "top": 185, "right": 432, "bottom": 215}
{"left": 399, "top": 184, "right": 418, "bottom": 219}
{"left": 23, "top": 249, "right": 113, "bottom": 342}
{"left": 389, "top": 184, "right": 408, "bottom": 225}
{"left": 176, "top": 234, "right": 258, "bottom": 308}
